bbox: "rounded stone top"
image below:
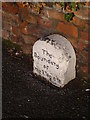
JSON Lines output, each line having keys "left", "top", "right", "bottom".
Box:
{"left": 33, "top": 34, "right": 76, "bottom": 87}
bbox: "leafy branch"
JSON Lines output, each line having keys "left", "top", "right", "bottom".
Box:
{"left": 22, "top": 2, "right": 86, "bottom": 22}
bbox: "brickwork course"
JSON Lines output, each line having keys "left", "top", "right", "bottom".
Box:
{"left": 2, "top": 2, "right": 90, "bottom": 79}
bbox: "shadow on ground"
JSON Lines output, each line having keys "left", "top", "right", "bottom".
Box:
{"left": 2, "top": 40, "right": 90, "bottom": 119}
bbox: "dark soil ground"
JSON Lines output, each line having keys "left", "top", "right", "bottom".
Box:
{"left": 2, "top": 40, "right": 90, "bottom": 119}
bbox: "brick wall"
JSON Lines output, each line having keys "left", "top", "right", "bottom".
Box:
{"left": 2, "top": 2, "right": 89, "bottom": 79}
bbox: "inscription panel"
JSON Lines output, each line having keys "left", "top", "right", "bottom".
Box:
{"left": 33, "top": 34, "right": 76, "bottom": 87}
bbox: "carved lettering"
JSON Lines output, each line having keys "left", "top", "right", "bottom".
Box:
{"left": 33, "top": 34, "right": 76, "bottom": 87}
{"left": 34, "top": 51, "right": 59, "bottom": 70}
{"left": 42, "top": 49, "right": 52, "bottom": 59}
{"left": 34, "top": 66, "right": 61, "bottom": 85}
{"left": 56, "top": 65, "right": 59, "bottom": 69}
{"left": 43, "top": 65, "right": 49, "bottom": 70}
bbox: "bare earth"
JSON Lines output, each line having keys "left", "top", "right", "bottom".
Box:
{"left": 2, "top": 41, "right": 90, "bottom": 119}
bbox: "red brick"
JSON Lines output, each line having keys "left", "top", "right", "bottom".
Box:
{"left": 17, "top": 37, "right": 24, "bottom": 46}
{"left": 10, "top": 34, "right": 24, "bottom": 45}
{"left": 82, "top": 51, "right": 88, "bottom": 61}
{"left": 78, "top": 39, "right": 88, "bottom": 51}
{"left": 86, "top": 20, "right": 90, "bottom": 25}
{"left": 73, "top": 16, "right": 88, "bottom": 29}
{"left": 6, "top": 3, "right": 19, "bottom": 15}
{"left": 12, "top": 26, "right": 21, "bottom": 36}
{"left": 21, "top": 24, "right": 40, "bottom": 36}
{"left": 80, "top": 31, "right": 89, "bottom": 41}
{"left": 17, "top": 2, "right": 23, "bottom": 9}
{"left": 26, "top": 15, "right": 37, "bottom": 24}
{"left": 2, "top": 2, "right": 7, "bottom": 12}
{"left": 21, "top": 21, "right": 28, "bottom": 28}
{"left": 84, "top": 51, "right": 88, "bottom": 59}
{"left": 28, "top": 25, "right": 52, "bottom": 37}
{"left": 21, "top": 21, "right": 30, "bottom": 35}
{"left": 22, "top": 44, "right": 32, "bottom": 54}
{"left": 37, "top": 16, "right": 53, "bottom": 28}
{"left": 22, "top": 35, "right": 37, "bottom": 44}
{"left": 2, "top": 21, "right": 12, "bottom": 31}
{"left": 57, "top": 22, "right": 78, "bottom": 38}
{"left": 20, "top": 7, "right": 29, "bottom": 20}
{"left": 88, "top": 57, "right": 90, "bottom": 63}
{"left": 10, "top": 34, "right": 18, "bottom": 43}
{"left": 82, "top": 66, "right": 88, "bottom": 73}
{"left": 2, "top": 12, "right": 20, "bottom": 26}
{"left": 28, "top": 25, "right": 41, "bottom": 37}
{"left": 2, "top": 30, "right": 10, "bottom": 40}
{"left": 21, "top": 26, "right": 29, "bottom": 35}
{"left": 27, "top": 25, "right": 54, "bottom": 37}
{"left": 68, "top": 38, "right": 78, "bottom": 49}
{"left": 20, "top": 8, "right": 37, "bottom": 24}
{"left": 41, "top": 9, "right": 64, "bottom": 21}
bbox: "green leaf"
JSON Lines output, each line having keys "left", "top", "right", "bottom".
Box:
{"left": 78, "top": 3, "right": 83, "bottom": 9}
{"left": 65, "top": 13, "right": 74, "bottom": 22}
{"left": 59, "top": 2, "right": 64, "bottom": 8}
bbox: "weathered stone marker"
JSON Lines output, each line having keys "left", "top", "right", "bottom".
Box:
{"left": 33, "top": 34, "right": 76, "bottom": 87}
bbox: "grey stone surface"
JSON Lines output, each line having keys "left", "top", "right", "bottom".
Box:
{"left": 33, "top": 34, "right": 76, "bottom": 87}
